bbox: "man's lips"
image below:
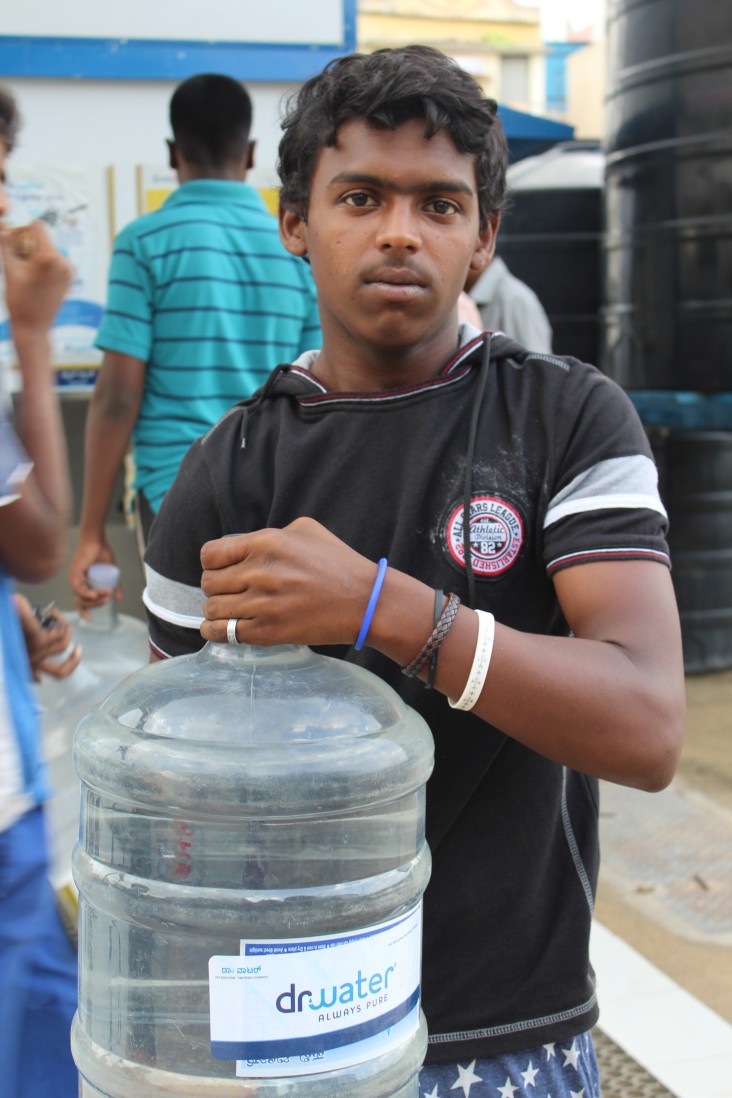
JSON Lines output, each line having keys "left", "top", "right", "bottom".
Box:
{"left": 363, "top": 267, "right": 429, "bottom": 300}
{"left": 364, "top": 267, "right": 428, "bottom": 288}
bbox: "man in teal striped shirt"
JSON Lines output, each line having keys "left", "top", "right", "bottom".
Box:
{"left": 69, "top": 73, "right": 322, "bottom": 611}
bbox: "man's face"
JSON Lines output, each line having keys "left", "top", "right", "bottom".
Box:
{"left": 281, "top": 118, "right": 496, "bottom": 364}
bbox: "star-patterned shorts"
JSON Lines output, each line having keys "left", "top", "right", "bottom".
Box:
{"left": 418, "top": 1031, "right": 600, "bottom": 1097}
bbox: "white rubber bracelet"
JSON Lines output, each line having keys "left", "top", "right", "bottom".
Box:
{"left": 448, "top": 609, "right": 495, "bottom": 711}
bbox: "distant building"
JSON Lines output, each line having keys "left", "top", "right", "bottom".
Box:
{"left": 544, "top": 16, "right": 607, "bottom": 142}
{"left": 358, "top": 0, "right": 547, "bottom": 117}
{"left": 565, "top": 39, "right": 606, "bottom": 139}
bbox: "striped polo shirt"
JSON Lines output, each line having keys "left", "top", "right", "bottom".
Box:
{"left": 95, "top": 179, "right": 322, "bottom": 512}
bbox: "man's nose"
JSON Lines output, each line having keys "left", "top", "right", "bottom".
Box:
{"left": 375, "top": 201, "right": 421, "bottom": 252}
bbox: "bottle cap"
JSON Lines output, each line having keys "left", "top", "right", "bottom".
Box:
{"left": 87, "top": 563, "right": 120, "bottom": 590}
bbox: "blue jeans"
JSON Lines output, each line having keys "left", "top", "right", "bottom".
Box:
{"left": 0, "top": 807, "right": 78, "bottom": 1098}
{"left": 419, "top": 1031, "right": 601, "bottom": 1096}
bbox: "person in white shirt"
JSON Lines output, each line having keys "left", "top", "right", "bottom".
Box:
{"left": 468, "top": 253, "right": 552, "bottom": 353}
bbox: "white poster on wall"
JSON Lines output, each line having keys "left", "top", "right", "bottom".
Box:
{"left": 0, "top": 164, "right": 113, "bottom": 387}
{"left": 136, "top": 165, "right": 177, "bottom": 216}
{"left": 136, "top": 165, "right": 280, "bottom": 219}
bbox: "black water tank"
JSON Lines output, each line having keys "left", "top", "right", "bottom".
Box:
{"left": 602, "top": 0, "right": 732, "bottom": 390}
{"left": 649, "top": 429, "right": 732, "bottom": 673}
{"left": 497, "top": 141, "right": 604, "bottom": 366}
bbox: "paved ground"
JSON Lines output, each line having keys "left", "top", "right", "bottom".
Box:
{"left": 596, "top": 669, "right": 732, "bottom": 1028}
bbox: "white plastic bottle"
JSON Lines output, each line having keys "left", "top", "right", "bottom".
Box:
{"left": 38, "top": 563, "right": 149, "bottom": 920}
{"left": 71, "top": 641, "right": 434, "bottom": 1096}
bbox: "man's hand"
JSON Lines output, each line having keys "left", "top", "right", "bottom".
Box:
{"left": 15, "top": 594, "right": 81, "bottom": 682}
{"left": 200, "top": 518, "right": 377, "bottom": 648}
{"left": 0, "top": 221, "right": 72, "bottom": 346}
{"left": 69, "top": 536, "right": 120, "bottom": 614}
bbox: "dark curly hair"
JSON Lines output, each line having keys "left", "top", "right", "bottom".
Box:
{"left": 170, "top": 74, "right": 252, "bottom": 169}
{"left": 278, "top": 45, "right": 507, "bottom": 230}
{"left": 0, "top": 86, "right": 20, "bottom": 153}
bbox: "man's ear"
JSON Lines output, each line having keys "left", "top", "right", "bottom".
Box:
{"left": 279, "top": 204, "right": 308, "bottom": 258}
{"left": 166, "top": 139, "right": 178, "bottom": 172}
{"left": 469, "top": 211, "right": 500, "bottom": 276}
{"left": 245, "top": 140, "right": 256, "bottom": 172}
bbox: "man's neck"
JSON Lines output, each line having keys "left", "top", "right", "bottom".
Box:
{"left": 311, "top": 323, "right": 464, "bottom": 393}
{"left": 176, "top": 164, "right": 246, "bottom": 184}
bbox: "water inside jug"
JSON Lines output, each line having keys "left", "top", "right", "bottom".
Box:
{"left": 71, "top": 640, "right": 434, "bottom": 1096}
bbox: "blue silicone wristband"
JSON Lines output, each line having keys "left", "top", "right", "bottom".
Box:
{"left": 354, "top": 557, "right": 388, "bottom": 651}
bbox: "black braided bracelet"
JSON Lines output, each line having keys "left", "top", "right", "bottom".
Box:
{"left": 401, "top": 591, "right": 462, "bottom": 679}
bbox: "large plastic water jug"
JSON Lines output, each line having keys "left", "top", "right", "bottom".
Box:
{"left": 38, "top": 563, "right": 149, "bottom": 916}
{"left": 71, "top": 640, "right": 434, "bottom": 1097}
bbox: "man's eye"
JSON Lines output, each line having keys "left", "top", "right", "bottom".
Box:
{"left": 427, "top": 199, "right": 459, "bottom": 216}
{"left": 344, "top": 193, "right": 376, "bottom": 208}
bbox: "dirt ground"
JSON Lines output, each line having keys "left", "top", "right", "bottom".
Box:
{"left": 595, "top": 668, "right": 732, "bottom": 1026}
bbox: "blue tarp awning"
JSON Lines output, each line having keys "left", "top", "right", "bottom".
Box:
{"left": 497, "top": 104, "right": 575, "bottom": 163}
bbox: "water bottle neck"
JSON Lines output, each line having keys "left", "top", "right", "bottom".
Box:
{"left": 203, "top": 640, "right": 311, "bottom": 667}
{"left": 85, "top": 598, "right": 119, "bottom": 632}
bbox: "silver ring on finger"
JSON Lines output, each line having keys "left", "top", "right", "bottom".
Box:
{"left": 226, "top": 617, "right": 240, "bottom": 645}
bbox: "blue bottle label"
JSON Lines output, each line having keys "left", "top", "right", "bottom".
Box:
{"left": 209, "top": 901, "right": 422, "bottom": 1077}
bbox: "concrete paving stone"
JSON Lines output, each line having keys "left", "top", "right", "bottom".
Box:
{"left": 599, "top": 777, "right": 732, "bottom": 945}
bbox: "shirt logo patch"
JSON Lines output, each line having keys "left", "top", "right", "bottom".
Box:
{"left": 445, "top": 496, "right": 524, "bottom": 576}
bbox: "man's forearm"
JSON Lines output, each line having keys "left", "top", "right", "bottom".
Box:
{"left": 78, "top": 353, "right": 145, "bottom": 538}
{"left": 79, "top": 391, "right": 137, "bottom": 538}
{"left": 14, "top": 329, "right": 71, "bottom": 529}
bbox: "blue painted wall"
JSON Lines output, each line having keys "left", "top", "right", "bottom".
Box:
{"left": 0, "top": 0, "right": 356, "bottom": 81}
{"left": 545, "top": 40, "right": 585, "bottom": 114}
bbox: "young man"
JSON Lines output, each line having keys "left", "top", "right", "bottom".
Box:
{"left": 0, "top": 86, "right": 79, "bottom": 1098}
{"left": 69, "top": 73, "right": 321, "bottom": 610}
{"left": 143, "top": 47, "right": 685, "bottom": 1095}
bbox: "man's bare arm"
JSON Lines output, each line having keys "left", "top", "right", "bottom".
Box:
{"left": 0, "top": 222, "right": 72, "bottom": 581}
{"left": 69, "top": 349, "right": 145, "bottom": 610}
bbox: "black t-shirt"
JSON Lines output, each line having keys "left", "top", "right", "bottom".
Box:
{"left": 144, "top": 331, "right": 669, "bottom": 1060}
